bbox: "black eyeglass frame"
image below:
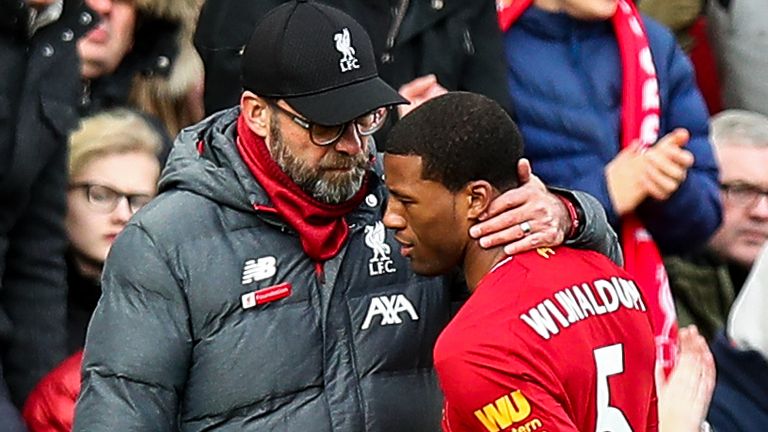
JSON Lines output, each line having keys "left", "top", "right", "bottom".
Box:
{"left": 266, "top": 101, "right": 389, "bottom": 146}
{"left": 720, "top": 181, "right": 768, "bottom": 207}
{"left": 69, "top": 182, "right": 154, "bottom": 214}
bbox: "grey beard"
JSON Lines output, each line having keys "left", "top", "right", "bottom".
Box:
{"left": 268, "top": 116, "right": 369, "bottom": 205}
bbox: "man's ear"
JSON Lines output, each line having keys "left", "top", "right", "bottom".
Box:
{"left": 240, "top": 91, "right": 269, "bottom": 138}
{"left": 466, "top": 180, "right": 494, "bottom": 220}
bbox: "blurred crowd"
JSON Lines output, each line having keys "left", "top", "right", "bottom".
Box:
{"left": 0, "top": 0, "right": 766, "bottom": 431}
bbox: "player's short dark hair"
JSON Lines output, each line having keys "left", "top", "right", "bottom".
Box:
{"left": 385, "top": 92, "right": 523, "bottom": 192}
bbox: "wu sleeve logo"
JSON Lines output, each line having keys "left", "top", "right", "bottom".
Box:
{"left": 364, "top": 221, "right": 396, "bottom": 276}
{"left": 241, "top": 256, "right": 277, "bottom": 285}
{"left": 334, "top": 28, "right": 360, "bottom": 72}
{"left": 474, "top": 390, "right": 541, "bottom": 432}
{"left": 361, "top": 294, "right": 419, "bottom": 330}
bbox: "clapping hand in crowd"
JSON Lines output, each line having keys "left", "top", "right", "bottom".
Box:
{"left": 657, "top": 325, "right": 716, "bottom": 432}
{"left": 606, "top": 128, "right": 695, "bottom": 215}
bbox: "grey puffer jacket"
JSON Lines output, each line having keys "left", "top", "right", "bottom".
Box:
{"left": 73, "top": 108, "right": 619, "bottom": 431}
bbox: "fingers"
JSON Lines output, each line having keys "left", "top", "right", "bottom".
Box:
{"left": 398, "top": 75, "right": 443, "bottom": 117}
{"left": 644, "top": 149, "right": 690, "bottom": 200}
{"left": 518, "top": 158, "right": 532, "bottom": 184}
{"left": 503, "top": 218, "right": 564, "bottom": 255}
{"left": 398, "top": 74, "right": 438, "bottom": 97}
{"left": 658, "top": 326, "right": 717, "bottom": 432}
{"left": 424, "top": 82, "right": 448, "bottom": 100}
{"left": 643, "top": 162, "right": 683, "bottom": 201}
{"left": 470, "top": 202, "right": 533, "bottom": 245}
{"left": 645, "top": 149, "right": 689, "bottom": 183}
{"left": 642, "top": 136, "right": 694, "bottom": 200}
{"left": 469, "top": 215, "right": 564, "bottom": 255}
{"left": 605, "top": 149, "right": 647, "bottom": 215}
{"left": 674, "top": 326, "right": 716, "bottom": 417}
{"left": 649, "top": 129, "right": 694, "bottom": 171}
{"left": 476, "top": 174, "right": 546, "bottom": 222}
{"left": 470, "top": 197, "right": 565, "bottom": 253}
{"left": 658, "top": 128, "right": 691, "bottom": 149}
{"left": 473, "top": 188, "right": 530, "bottom": 226}
{"left": 684, "top": 326, "right": 716, "bottom": 414}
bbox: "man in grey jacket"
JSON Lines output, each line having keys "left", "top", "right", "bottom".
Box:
{"left": 74, "top": 2, "right": 619, "bottom": 431}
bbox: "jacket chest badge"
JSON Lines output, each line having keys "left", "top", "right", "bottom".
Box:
{"left": 242, "top": 256, "right": 277, "bottom": 285}
{"left": 241, "top": 283, "right": 292, "bottom": 309}
{"left": 240, "top": 256, "right": 289, "bottom": 309}
{"left": 364, "top": 221, "right": 396, "bottom": 276}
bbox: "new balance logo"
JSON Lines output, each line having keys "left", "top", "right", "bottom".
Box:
{"left": 242, "top": 257, "right": 277, "bottom": 285}
{"left": 361, "top": 294, "right": 419, "bottom": 330}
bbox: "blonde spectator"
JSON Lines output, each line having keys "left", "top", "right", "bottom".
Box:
{"left": 65, "top": 108, "right": 163, "bottom": 284}
{"left": 22, "top": 109, "right": 163, "bottom": 432}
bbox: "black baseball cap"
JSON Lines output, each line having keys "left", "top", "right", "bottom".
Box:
{"left": 241, "top": 0, "right": 407, "bottom": 125}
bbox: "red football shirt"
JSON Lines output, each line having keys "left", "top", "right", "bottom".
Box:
{"left": 434, "top": 247, "right": 657, "bottom": 432}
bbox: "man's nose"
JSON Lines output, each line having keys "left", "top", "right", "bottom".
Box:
{"left": 382, "top": 199, "right": 405, "bottom": 230}
{"left": 333, "top": 123, "right": 366, "bottom": 156}
{"left": 85, "top": 0, "right": 113, "bottom": 16}
{"left": 749, "top": 194, "right": 768, "bottom": 219}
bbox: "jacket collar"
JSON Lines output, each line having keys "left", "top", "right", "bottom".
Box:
{"left": 512, "top": 6, "right": 613, "bottom": 41}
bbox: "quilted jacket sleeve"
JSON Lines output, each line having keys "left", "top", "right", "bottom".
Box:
{"left": 636, "top": 34, "right": 722, "bottom": 254}
{"left": 560, "top": 189, "right": 623, "bottom": 266}
{"left": 73, "top": 224, "right": 192, "bottom": 432}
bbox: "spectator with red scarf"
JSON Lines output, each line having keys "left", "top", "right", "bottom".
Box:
{"left": 492, "top": 0, "right": 721, "bottom": 372}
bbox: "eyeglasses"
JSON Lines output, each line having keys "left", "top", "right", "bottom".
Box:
{"left": 268, "top": 102, "right": 388, "bottom": 146}
{"left": 721, "top": 182, "right": 768, "bottom": 208}
{"left": 70, "top": 183, "right": 154, "bottom": 214}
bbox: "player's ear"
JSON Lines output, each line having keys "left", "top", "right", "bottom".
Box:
{"left": 466, "top": 181, "right": 493, "bottom": 220}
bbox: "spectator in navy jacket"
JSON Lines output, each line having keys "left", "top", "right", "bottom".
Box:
{"left": 708, "top": 242, "right": 768, "bottom": 431}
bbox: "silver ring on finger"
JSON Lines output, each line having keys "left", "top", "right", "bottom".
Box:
{"left": 520, "top": 221, "right": 532, "bottom": 236}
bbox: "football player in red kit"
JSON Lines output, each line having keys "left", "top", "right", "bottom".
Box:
{"left": 382, "top": 92, "right": 658, "bottom": 432}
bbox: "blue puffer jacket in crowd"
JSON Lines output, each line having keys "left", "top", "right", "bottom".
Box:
{"left": 708, "top": 331, "right": 768, "bottom": 431}
{"left": 504, "top": 7, "right": 721, "bottom": 254}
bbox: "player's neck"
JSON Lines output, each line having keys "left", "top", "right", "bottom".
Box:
{"left": 463, "top": 241, "right": 508, "bottom": 293}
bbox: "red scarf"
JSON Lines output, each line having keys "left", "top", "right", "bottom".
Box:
{"left": 497, "top": 0, "right": 678, "bottom": 370}
{"left": 236, "top": 114, "right": 369, "bottom": 262}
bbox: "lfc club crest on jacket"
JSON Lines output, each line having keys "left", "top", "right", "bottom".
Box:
{"left": 364, "top": 221, "right": 396, "bottom": 276}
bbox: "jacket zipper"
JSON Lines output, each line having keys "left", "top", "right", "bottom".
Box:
{"left": 314, "top": 262, "right": 326, "bottom": 285}
{"left": 382, "top": 0, "right": 410, "bottom": 63}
